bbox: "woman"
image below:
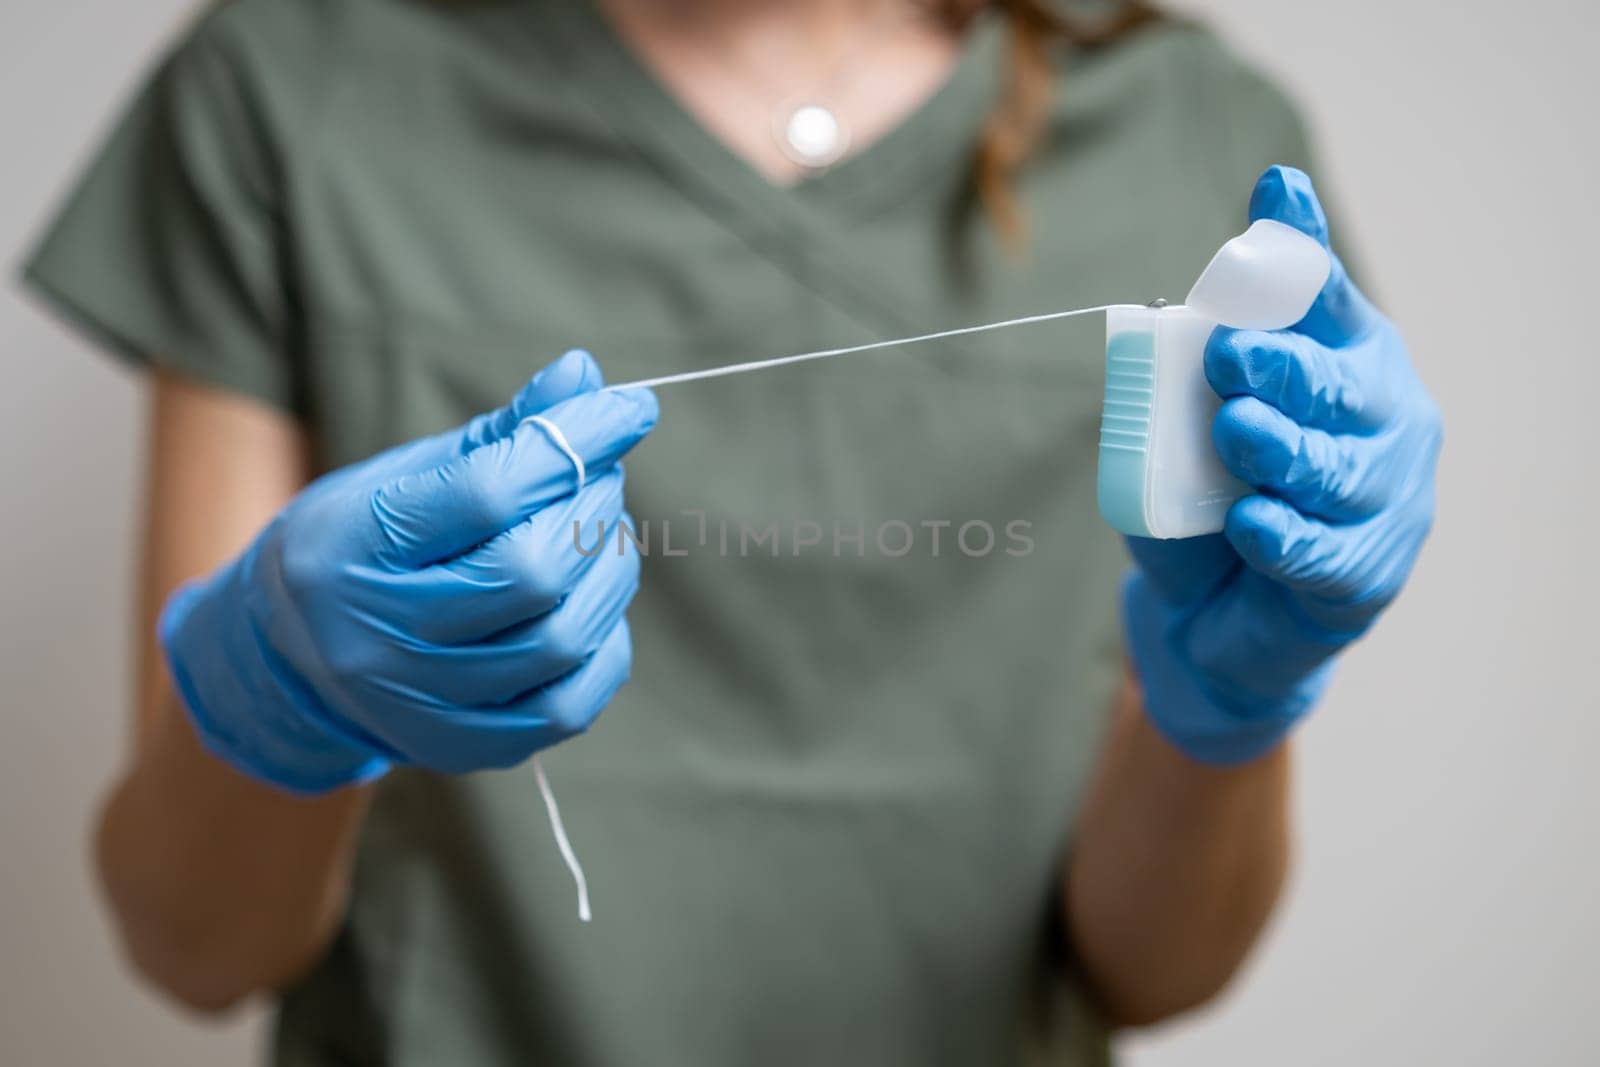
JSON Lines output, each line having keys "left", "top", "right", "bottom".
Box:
{"left": 24, "top": 0, "right": 1439, "bottom": 1063}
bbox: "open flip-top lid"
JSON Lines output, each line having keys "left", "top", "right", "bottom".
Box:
{"left": 1185, "top": 218, "right": 1331, "bottom": 331}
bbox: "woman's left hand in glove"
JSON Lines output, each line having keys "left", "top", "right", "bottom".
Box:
{"left": 1123, "top": 165, "right": 1443, "bottom": 765}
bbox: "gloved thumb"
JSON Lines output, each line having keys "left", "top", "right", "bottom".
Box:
{"left": 1247, "top": 166, "right": 1381, "bottom": 347}
{"left": 1248, "top": 165, "right": 1330, "bottom": 248}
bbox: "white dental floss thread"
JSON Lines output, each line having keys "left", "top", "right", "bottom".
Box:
{"left": 519, "top": 413, "right": 593, "bottom": 924}
{"left": 516, "top": 302, "right": 1142, "bottom": 923}
{"left": 605, "top": 303, "right": 1144, "bottom": 391}
{"left": 532, "top": 756, "right": 591, "bottom": 923}
{"left": 521, "top": 413, "right": 586, "bottom": 495}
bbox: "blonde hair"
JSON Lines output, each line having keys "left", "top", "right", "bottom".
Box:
{"left": 951, "top": 0, "right": 1163, "bottom": 245}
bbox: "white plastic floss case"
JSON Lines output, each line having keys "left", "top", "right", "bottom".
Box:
{"left": 1097, "top": 219, "right": 1332, "bottom": 539}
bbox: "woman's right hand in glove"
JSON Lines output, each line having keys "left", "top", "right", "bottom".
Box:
{"left": 158, "top": 349, "right": 657, "bottom": 793}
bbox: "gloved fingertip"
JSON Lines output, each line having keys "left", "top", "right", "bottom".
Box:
{"left": 1203, "top": 327, "right": 1251, "bottom": 396}
{"left": 610, "top": 386, "right": 660, "bottom": 429}
{"left": 1248, "top": 165, "right": 1330, "bottom": 247}
{"left": 1224, "top": 494, "right": 1295, "bottom": 570}
{"left": 532, "top": 386, "right": 660, "bottom": 472}
{"left": 1213, "top": 395, "right": 1294, "bottom": 487}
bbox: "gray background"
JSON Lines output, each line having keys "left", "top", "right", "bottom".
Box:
{"left": 3, "top": 1, "right": 1595, "bottom": 1063}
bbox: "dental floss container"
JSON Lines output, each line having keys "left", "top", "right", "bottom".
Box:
{"left": 1097, "top": 219, "right": 1331, "bottom": 539}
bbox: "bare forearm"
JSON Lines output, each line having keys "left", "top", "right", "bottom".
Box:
{"left": 1065, "top": 673, "right": 1290, "bottom": 1027}
{"left": 97, "top": 373, "right": 369, "bottom": 1012}
{"left": 97, "top": 689, "right": 371, "bottom": 1013}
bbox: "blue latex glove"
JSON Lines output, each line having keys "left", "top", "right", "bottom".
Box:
{"left": 160, "top": 350, "right": 659, "bottom": 793}
{"left": 1123, "top": 166, "right": 1442, "bottom": 765}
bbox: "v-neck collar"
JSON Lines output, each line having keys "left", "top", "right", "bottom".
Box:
{"left": 531, "top": 0, "right": 1004, "bottom": 236}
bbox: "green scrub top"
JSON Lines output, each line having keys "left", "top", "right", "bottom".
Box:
{"left": 24, "top": 1, "right": 1317, "bottom": 1063}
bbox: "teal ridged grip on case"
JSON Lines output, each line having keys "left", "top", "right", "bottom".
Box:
{"left": 1097, "top": 329, "right": 1155, "bottom": 537}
